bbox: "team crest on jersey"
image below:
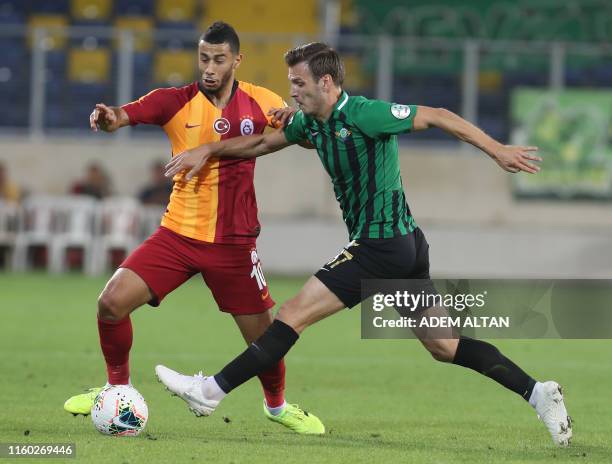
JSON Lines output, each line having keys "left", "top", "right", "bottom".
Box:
{"left": 240, "top": 117, "right": 254, "bottom": 135}
{"left": 391, "top": 104, "right": 411, "bottom": 120}
{"left": 335, "top": 127, "right": 352, "bottom": 140}
{"left": 213, "top": 118, "right": 230, "bottom": 134}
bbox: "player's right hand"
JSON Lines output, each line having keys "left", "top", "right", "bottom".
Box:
{"left": 90, "top": 103, "right": 117, "bottom": 132}
{"left": 268, "top": 106, "right": 296, "bottom": 128}
{"left": 164, "top": 146, "right": 212, "bottom": 182}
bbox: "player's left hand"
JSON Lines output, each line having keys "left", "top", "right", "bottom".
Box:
{"left": 492, "top": 145, "right": 541, "bottom": 174}
{"left": 268, "top": 107, "right": 296, "bottom": 128}
{"left": 164, "top": 147, "right": 211, "bottom": 181}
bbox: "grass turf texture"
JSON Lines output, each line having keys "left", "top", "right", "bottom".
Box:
{"left": 0, "top": 273, "right": 609, "bottom": 463}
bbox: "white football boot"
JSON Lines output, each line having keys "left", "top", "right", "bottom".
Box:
{"left": 155, "top": 365, "right": 219, "bottom": 417}
{"left": 534, "top": 381, "right": 572, "bottom": 446}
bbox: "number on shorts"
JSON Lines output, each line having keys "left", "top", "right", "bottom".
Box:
{"left": 250, "top": 249, "right": 267, "bottom": 290}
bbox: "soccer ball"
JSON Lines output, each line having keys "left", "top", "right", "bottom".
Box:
{"left": 91, "top": 385, "right": 148, "bottom": 436}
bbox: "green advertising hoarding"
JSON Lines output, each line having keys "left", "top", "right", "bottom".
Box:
{"left": 511, "top": 89, "right": 612, "bottom": 199}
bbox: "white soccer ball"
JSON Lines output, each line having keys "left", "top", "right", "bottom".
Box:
{"left": 91, "top": 385, "right": 148, "bottom": 436}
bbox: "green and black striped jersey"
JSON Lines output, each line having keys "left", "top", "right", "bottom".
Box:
{"left": 284, "top": 91, "right": 418, "bottom": 240}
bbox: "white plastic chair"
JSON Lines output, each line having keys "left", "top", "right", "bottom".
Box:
{"left": 0, "top": 200, "right": 18, "bottom": 269}
{"left": 48, "top": 195, "right": 98, "bottom": 274}
{"left": 12, "top": 195, "right": 57, "bottom": 271}
{"left": 92, "top": 197, "right": 142, "bottom": 274}
{"left": 12, "top": 195, "right": 98, "bottom": 273}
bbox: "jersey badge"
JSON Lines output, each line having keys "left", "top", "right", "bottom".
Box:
{"left": 335, "top": 127, "right": 352, "bottom": 140}
{"left": 213, "top": 118, "right": 230, "bottom": 134}
{"left": 240, "top": 116, "right": 254, "bottom": 135}
{"left": 391, "top": 104, "right": 411, "bottom": 120}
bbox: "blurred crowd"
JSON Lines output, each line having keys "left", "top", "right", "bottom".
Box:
{"left": 0, "top": 159, "right": 173, "bottom": 206}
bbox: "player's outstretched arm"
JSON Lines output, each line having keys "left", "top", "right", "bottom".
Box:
{"left": 89, "top": 103, "right": 130, "bottom": 132}
{"left": 164, "top": 129, "right": 294, "bottom": 181}
{"left": 413, "top": 106, "right": 542, "bottom": 174}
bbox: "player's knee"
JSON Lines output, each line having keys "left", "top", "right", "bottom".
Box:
{"left": 97, "top": 290, "right": 128, "bottom": 321}
{"left": 426, "top": 341, "right": 456, "bottom": 363}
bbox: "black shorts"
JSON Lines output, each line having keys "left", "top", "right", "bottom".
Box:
{"left": 314, "top": 228, "right": 437, "bottom": 310}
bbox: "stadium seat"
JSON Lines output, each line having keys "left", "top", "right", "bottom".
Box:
{"left": 92, "top": 197, "right": 141, "bottom": 274}
{"left": 592, "top": 64, "right": 612, "bottom": 86}
{"left": 133, "top": 51, "right": 153, "bottom": 75}
{"left": 12, "top": 195, "right": 59, "bottom": 271}
{"left": 156, "top": 0, "right": 197, "bottom": 22}
{"left": 68, "top": 47, "right": 111, "bottom": 83}
{"left": 0, "top": 1, "right": 25, "bottom": 24}
{"left": 342, "top": 54, "right": 370, "bottom": 93}
{"left": 153, "top": 49, "right": 195, "bottom": 86}
{"left": 477, "top": 117, "right": 507, "bottom": 143}
{"left": 28, "top": 14, "right": 68, "bottom": 50}
{"left": 45, "top": 81, "right": 110, "bottom": 128}
{"left": 0, "top": 38, "right": 27, "bottom": 70}
{"left": 478, "top": 70, "right": 502, "bottom": 93}
{"left": 45, "top": 50, "right": 67, "bottom": 83}
{"left": 46, "top": 195, "right": 98, "bottom": 273}
{"left": 26, "top": 0, "right": 69, "bottom": 14}
{"left": 115, "top": 0, "right": 154, "bottom": 16}
{"left": 339, "top": 0, "right": 358, "bottom": 30}
{"left": 0, "top": 38, "right": 30, "bottom": 125}
{"left": 114, "top": 16, "right": 154, "bottom": 52}
{"left": 201, "top": 0, "right": 318, "bottom": 34}
{"left": 156, "top": 20, "right": 196, "bottom": 32}
{"left": 237, "top": 40, "right": 292, "bottom": 100}
{"left": 70, "top": 0, "right": 112, "bottom": 21}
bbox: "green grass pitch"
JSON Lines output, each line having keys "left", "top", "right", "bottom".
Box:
{"left": 0, "top": 273, "right": 610, "bottom": 463}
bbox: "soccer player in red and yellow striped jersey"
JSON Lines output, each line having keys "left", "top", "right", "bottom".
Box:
{"left": 62, "top": 22, "right": 324, "bottom": 435}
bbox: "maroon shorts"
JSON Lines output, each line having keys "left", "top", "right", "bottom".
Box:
{"left": 120, "top": 226, "right": 274, "bottom": 315}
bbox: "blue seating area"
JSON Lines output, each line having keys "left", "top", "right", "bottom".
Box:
{"left": 0, "top": 0, "right": 201, "bottom": 128}
{"left": 1, "top": 1, "right": 610, "bottom": 135}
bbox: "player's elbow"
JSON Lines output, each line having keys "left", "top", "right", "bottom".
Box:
{"left": 414, "top": 106, "right": 449, "bottom": 131}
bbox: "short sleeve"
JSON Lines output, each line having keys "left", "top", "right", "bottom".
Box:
{"left": 238, "top": 82, "right": 287, "bottom": 128}
{"left": 352, "top": 98, "right": 418, "bottom": 138}
{"left": 122, "top": 87, "right": 182, "bottom": 126}
{"left": 283, "top": 110, "right": 308, "bottom": 144}
{"left": 258, "top": 90, "right": 287, "bottom": 128}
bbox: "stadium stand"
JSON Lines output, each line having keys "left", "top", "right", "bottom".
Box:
{"left": 1, "top": 0, "right": 610, "bottom": 140}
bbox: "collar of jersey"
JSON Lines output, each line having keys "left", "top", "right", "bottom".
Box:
{"left": 332, "top": 91, "right": 349, "bottom": 114}
{"left": 307, "top": 91, "right": 349, "bottom": 125}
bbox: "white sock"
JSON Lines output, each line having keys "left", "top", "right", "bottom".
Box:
{"left": 201, "top": 376, "right": 227, "bottom": 402}
{"left": 265, "top": 400, "right": 287, "bottom": 416}
{"left": 528, "top": 381, "right": 544, "bottom": 408}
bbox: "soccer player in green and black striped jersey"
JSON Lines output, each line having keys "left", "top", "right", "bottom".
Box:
{"left": 159, "top": 42, "right": 571, "bottom": 446}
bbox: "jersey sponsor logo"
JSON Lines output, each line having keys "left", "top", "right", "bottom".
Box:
{"left": 185, "top": 123, "right": 201, "bottom": 128}
{"left": 391, "top": 104, "right": 411, "bottom": 120}
{"left": 335, "top": 127, "right": 352, "bottom": 140}
{"left": 213, "top": 118, "right": 230, "bottom": 134}
{"left": 240, "top": 117, "right": 254, "bottom": 135}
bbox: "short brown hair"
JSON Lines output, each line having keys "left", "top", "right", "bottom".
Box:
{"left": 284, "top": 42, "right": 344, "bottom": 86}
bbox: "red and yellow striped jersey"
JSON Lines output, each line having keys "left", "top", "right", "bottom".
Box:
{"left": 122, "top": 80, "right": 284, "bottom": 243}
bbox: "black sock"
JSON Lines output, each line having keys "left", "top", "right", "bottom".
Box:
{"left": 452, "top": 336, "right": 536, "bottom": 401}
{"left": 214, "top": 320, "right": 299, "bottom": 394}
